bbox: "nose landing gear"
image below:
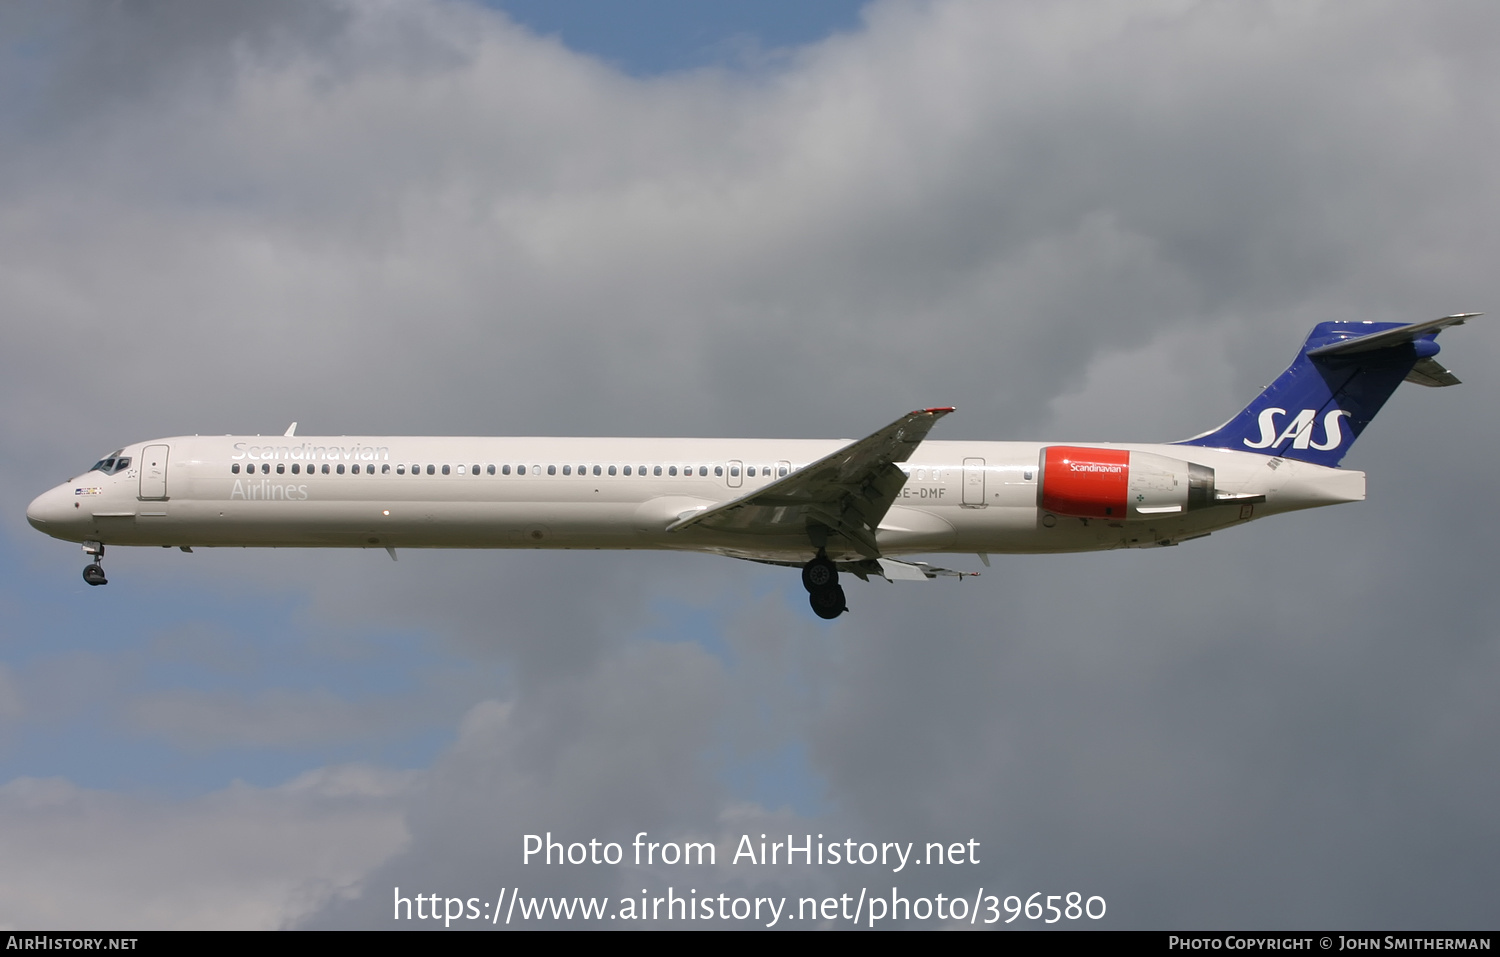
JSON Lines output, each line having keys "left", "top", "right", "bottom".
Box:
{"left": 82, "top": 542, "right": 108, "bottom": 586}
{"left": 802, "top": 553, "right": 846, "bottom": 620}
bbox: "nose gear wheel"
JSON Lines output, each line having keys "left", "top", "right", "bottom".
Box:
{"left": 81, "top": 542, "right": 108, "bottom": 586}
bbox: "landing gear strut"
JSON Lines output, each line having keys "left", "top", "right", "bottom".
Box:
{"left": 82, "top": 541, "right": 108, "bottom": 586}
{"left": 802, "top": 552, "right": 846, "bottom": 620}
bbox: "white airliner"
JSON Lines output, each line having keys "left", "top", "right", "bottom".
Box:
{"left": 27, "top": 315, "right": 1475, "bottom": 619}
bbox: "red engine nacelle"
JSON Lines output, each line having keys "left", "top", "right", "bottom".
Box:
{"left": 1038, "top": 446, "right": 1215, "bottom": 520}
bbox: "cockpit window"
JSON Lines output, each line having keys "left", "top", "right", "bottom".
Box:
{"left": 89, "top": 454, "right": 131, "bottom": 475}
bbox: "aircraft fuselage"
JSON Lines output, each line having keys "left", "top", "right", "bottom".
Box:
{"left": 26, "top": 433, "right": 1362, "bottom": 562}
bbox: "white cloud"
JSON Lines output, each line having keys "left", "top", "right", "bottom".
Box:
{"left": 0, "top": 766, "right": 414, "bottom": 930}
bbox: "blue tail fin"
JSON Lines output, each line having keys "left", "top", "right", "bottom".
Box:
{"left": 1175, "top": 314, "right": 1477, "bottom": 467}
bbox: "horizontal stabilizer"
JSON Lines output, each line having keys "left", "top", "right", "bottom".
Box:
{"left": 1306, "top": 313, "right": 1479, "bottom": 356}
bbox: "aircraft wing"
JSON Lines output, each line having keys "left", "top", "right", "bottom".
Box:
{"left": 666, "top": 407, "right": 955, "bottom": 558}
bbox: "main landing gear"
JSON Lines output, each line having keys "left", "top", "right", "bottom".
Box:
{"left": 82, "top": 541, "right": 107, "bottom": 586}
{"left": 802, "top": 553, "right": 846, "bottom": 620}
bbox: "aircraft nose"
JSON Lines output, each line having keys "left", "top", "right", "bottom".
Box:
{"left": 26, "top": 484, "right": 73, "bottom": 532}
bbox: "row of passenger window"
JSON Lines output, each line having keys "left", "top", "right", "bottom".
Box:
{"left": 231, "top": 462, "right": 793, "bottom": 478}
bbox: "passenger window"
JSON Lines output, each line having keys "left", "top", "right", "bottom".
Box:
{"left": 779, "top": 466, "right": 788, "bottom": 477}
{"left": 518, "top": 465, "right": 526, "bottom": 475}
{"left": 547, "top": 465, "right": 556, "bottom": 476}
{"left": 337, "top": 464, "right": 346, "bottom": 475}
{"left": 260, "top": 463, "right": 269, "bottom": 474}
{"left": 578, "top": 465, "right": 586, "bottom": 476}
{"left": 277, "top": 463, "right": 285, "bottom": 474}
{"left": 715, "top": 465, "right": 723, "bottom": 476}
{"left": 668, "top": 466, "right": 677, "bottom": 476}
{"left": 1023, "top": 470, "right": 1034, "bottom": 481}
{"left": 426, "top": 465, "right": 435, "bottom": 475}
{"left": 730, "top": 465, "right": 740, "bottom": 477}
{"left": 593, "top": 465, "right": 601, "bottom": 476}
{"left": 747, "top": 466, "right": 756, "bottom": 477}
{"left": 472, "top": 464, "right": 479, "bottom": 475}
{"left": 442, "top": 465, "right": 450, "bottom": 475}
{"left": 623, "top": 466, "right": 631, "bottom": 476}
{"left": 502, "top": 464, "right": 511, "bottom": 475}
{"left": 608, "top": 465, "right": 616, "bottom": 476}
{"left": 485, "top": 465, "right": 493, "bottom": 475}
{"left": 699, "top": 466, "right": 708, "bottom": 477}
{"left": 321, "top": 464, "right": 330, "bottom": 474}
{"left": 397, "top": 465, "right": 405, "bottom": 475}
{"left": 562, "top": 465, "right": 571, "bottom": 476}
{"left": 654, "top": 466, "right": 662, "bottom": 476}
{"left": 231, "top": 463, "right": 240, "bottom": 474}
{"left": 382, "top": 464, "right": 390, "bottom": 474}
{"left": 353, "top": 464, "right": 362, "bottom": 474}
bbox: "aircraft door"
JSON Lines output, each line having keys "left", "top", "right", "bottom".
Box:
{"left": 139, "top": 444, "right": 170, "bottom": 500}
{"left": 962, "top": 457, "right": 986, "bottom": 507}
{"left": 727, "top": 460, "right": 743, "bottom": 488}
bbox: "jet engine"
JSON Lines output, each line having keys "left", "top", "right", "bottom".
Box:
{"left": 1038, "top": 446, "right": 1215, "bottom": 520}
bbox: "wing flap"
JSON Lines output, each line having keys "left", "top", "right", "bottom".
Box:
{"left": 874, "top": 558, "right": 980, "bottom": 581}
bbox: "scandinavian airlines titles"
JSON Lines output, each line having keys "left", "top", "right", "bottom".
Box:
{"left": 1242, "top": 408, "right": 1350, "bottom": 451}
{"left": 232, "top": 441, "right": 390, "bottom": 462}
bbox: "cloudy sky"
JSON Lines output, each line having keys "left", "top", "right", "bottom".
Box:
{"left": 1, "top": 0, "right": 1496, "bottom": 930}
